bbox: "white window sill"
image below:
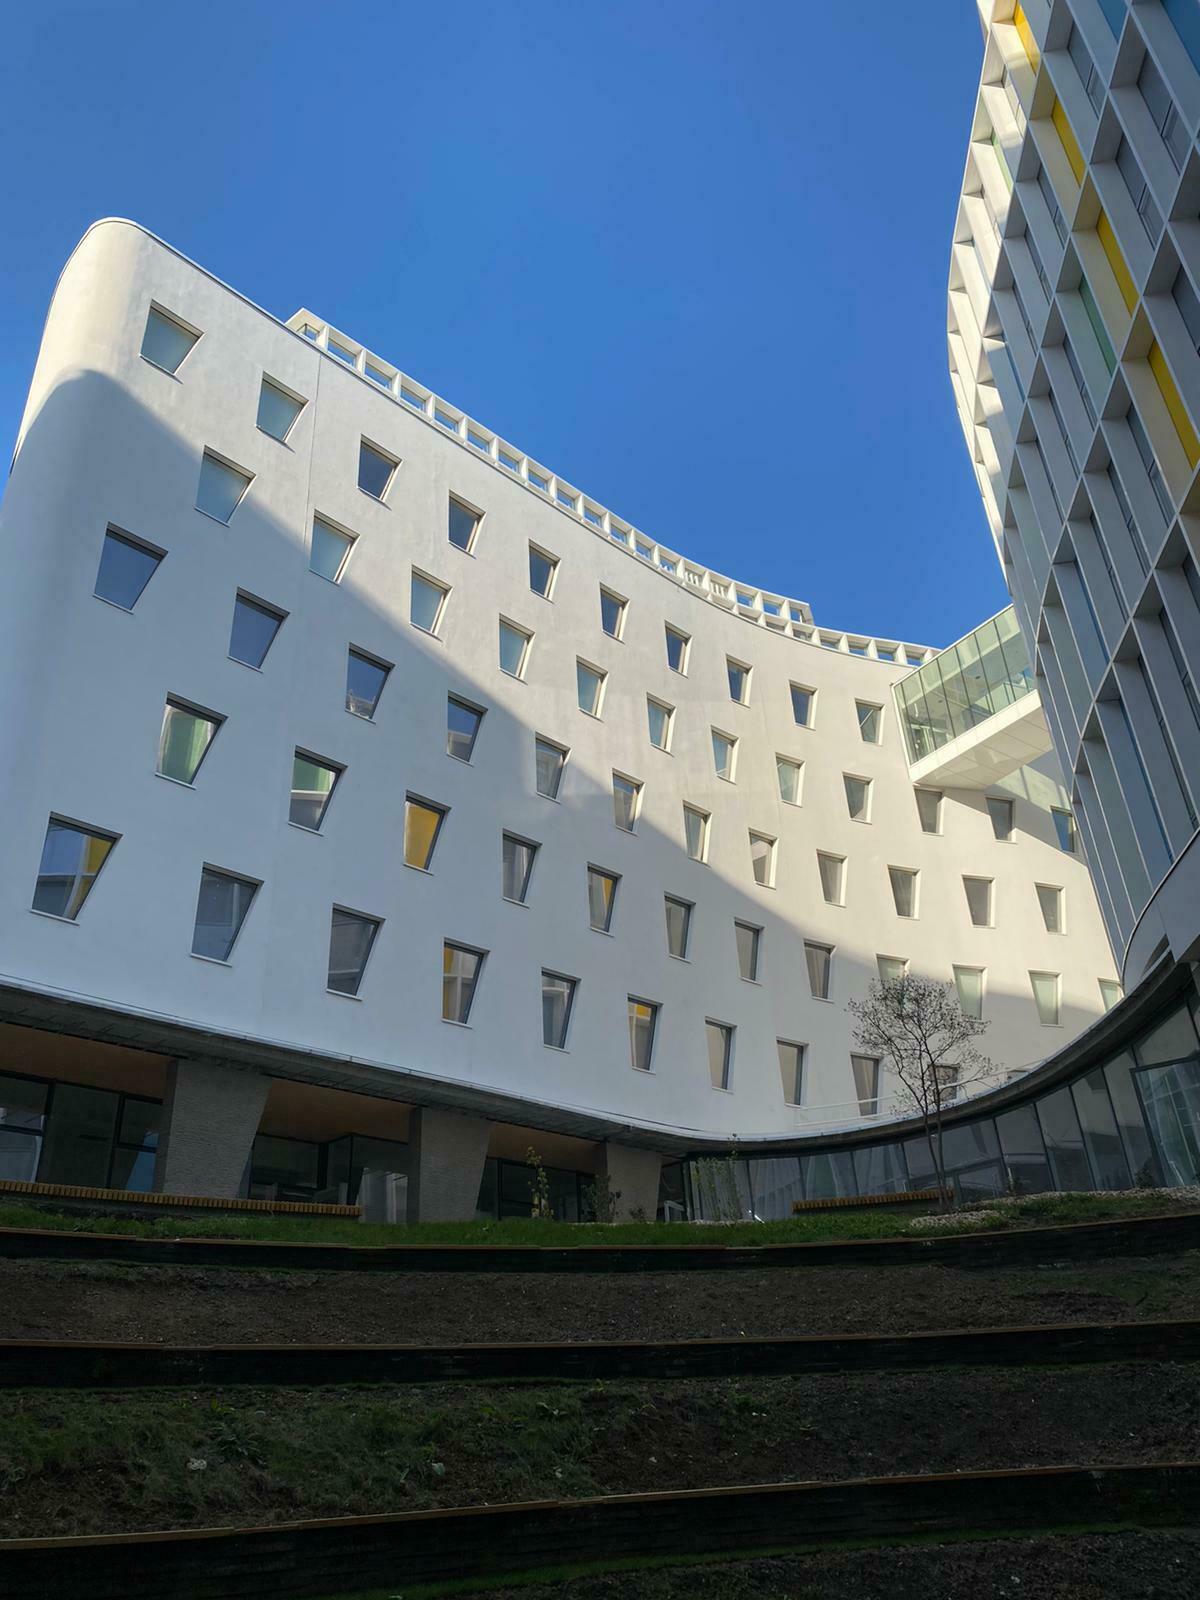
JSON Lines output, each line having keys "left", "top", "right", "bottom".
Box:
{"left": 325, "top": 987, "right": 363, "bottom": 1001}
{"left": 441, "top": 1018, "right": 473, "bottom": 1029}
{"left": 543, "top": 1043, "right": 570, "bottom": 1054}
{"left": 94, "top": 594, "right": 137, "bottom": 615}
{"left": 195, "top": 505, "right": 237, "bottom": 529}
{"left": 156, "top": 773, "right": 197, "bottom": 790}
{"left": 28, "top": 909, "right": 79, "bottom": 926}
{"left": 191, "top": 952, "right": 232, "bottom": 968}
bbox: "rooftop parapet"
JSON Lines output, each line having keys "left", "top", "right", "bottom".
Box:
{"left": 287, "top": 310, "right": 937, "bottom": 666}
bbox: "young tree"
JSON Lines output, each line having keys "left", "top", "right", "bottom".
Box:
{"left": 847, "top": 974, "right": 995, "bottom": 1209}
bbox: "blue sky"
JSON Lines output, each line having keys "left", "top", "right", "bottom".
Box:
{"left": 0, "top": 2, "right": 1000, "bottom": 648}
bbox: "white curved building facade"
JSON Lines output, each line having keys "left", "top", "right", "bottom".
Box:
{"left": 0, "top": 219, "right": 1118, "bottom": 1217}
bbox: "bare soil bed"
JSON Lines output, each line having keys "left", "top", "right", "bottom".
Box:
{"left": 2, "top": 1362, "right": 1198, "bottom": 1538}
{"left": 3, "top": 1252, "right": 1199, "bottom": 1345}
{"left": 406, "top": 1529, "right": 1200, "bottom": 1600}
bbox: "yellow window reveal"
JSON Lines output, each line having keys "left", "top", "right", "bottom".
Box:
{"left": 1052, "top": 98, "right": 1085, "bottom": 185}
{"left": 404, "top": 798, "right": 445, "bottom": 870}
{"left": 1097, "top": 209, "right": 1138, "bottom": 314}
{"left": 1149, "top": 340, "right": 1200, "bottom": 469}
{"left": 1013, "top": 3, "right": 1040, "bottom": 69}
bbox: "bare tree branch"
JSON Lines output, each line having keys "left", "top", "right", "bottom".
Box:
{"left": 847, "top": 974, "right": 997, "bottom": 1210}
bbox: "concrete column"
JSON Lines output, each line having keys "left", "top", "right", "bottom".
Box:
{"left": 152, "top": 1059, "right": 270, "bottom": 1198}
{"left": 406, "top": 1106, "right": 491, "bottom": 1224}
{"left": 597, "top": 1143, "right": 663, "bottom": 1221}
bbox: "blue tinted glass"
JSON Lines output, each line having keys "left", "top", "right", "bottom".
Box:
{"left": 94, "top": 531, "right": 161, "bottom": 609}
{"left": 346, "top": 650, "right": 388, "bottom": 718}
{"left": 229, "top": 595, "right": 283, "bottom": 668}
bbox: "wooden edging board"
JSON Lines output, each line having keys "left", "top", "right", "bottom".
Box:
{"left": 4, "top": 1317, "right": 1200, "bottom": 1390}
{"left": 0, "top": 1209, "right": 1197, "bottom": 1272}
{"left": 2, "top": 1462, "right": 1197, "bottom": 1600}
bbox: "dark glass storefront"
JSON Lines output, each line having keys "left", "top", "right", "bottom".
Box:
{"left": 683, "top": 990, "right": 1200, "bottom": 1221}
{"left": 0, "top": 1072, "right": 159, "bottom": 1190}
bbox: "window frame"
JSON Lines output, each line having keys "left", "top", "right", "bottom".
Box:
{"left": 776, "top": 754, "right": 804, "bottom": 806}
{"left": 499, "top": 617, "right": 534, "bottom": 679}
{"left": 576, "top": 658, "right": 607, "bottom": 716}
{"left": 541, "top": 969, "right": 578, "bottom": 1050}
{"left": 191, "top": 864, "right": 260, "bottom": 964}
{"left": 665, "top": 624, "right": 691, "bottom": 674}
{"left": 804, "top": 940, "right": 833, "bottom": 1001}
{"left": 442, "top": 940, "right": 486, "bottom": 1025}
{"left": 734, "top": 919, "right": 763, "bottom": 982}
{"left": 358, "top": 437, "right": 400, "bottom": 502}
{"left": 790, "top": 682, "right": 816, "bottom": 728}
{"left": 986, "top": 795, "right": 1015, "bottom": 841}
{"left": 157, "top": 696, "right": 224, "bottom": 787}
{"left": 256, "top": 375, "right": 307, "bottom": 444}
{"left": 664, "top": 894, "right": 693, "bottom": 960}
{"left": 93, "top": 524, "right": 165, "bottom": 612}
{"left": 612, "top": 770, "right": 642, "bottom": 833}
{"left": 726, "top": 657, "right": 752, "bottom": 705}
{"left": 964, "top": 874, "right": 995, "bottom": 928}
{"left": 705, "top": 1018, "right": 734, "bottom": 1092}
{"left": 447, "top": 694, "right": 486, "bottom": 762}
{"left": 403, "top": 793, "right": 449, "bottom": 872}
{"left": 327, "top": 904, "right": 383, "bottom": 999}
{"left": 628, "top": 997, "right": 660, "bottom": 1072}
{"left": 229, "top": 590, "right": 287, "bottom": 671}
{"left": 535, "top": 736, "right": 569, "bottom": 800}
{"left": 1029, "top": 968, "right": 1062, "bottom": 1027}
{"left": 646, "top": 695, "right": 675, "bottom": 751}
{"left": 711, "top": 726, "right": 738, "bottom": 782}
{"left": 31, "top": 814, "right": 120, "bottom": 923}
{"left": 447, "top": 493, "right": 483, "bottom": 554}
{"left": 140, "top": 302, "right": 201, "bottom": 376}
{"left": 587, "top": 865, "right": 620, "bottom": 932}
{"left": 1036, "top": 881, "right": 1065, "bottom": 934}
{"left": 749, "top": 830, "right": 776, "bottom": 888}
{"left": 600, "top": 587, "right": 628, "bottom": 639}
{"left": 310, "top": 515, "right": 357, "bottom": 585}
{"left": 855, "top": 700, "right": 883, "bottom": 744}
{"left": 888, "top": 864, "right": 919, "bottom": 920}
{"left": 817, "top": 850, "right": 846, "bottom": 907}
{"left": 528, "top": 542, "right": 560, "bottom": 600}
{"left": 777, "top": 1038, "right": 805, "bottom": 1106}
{"left": 683, "top": 803, "right": 711, "bottom": 863}
{"left": 288, "top": 748, "right": 344, "bottom": 833}
{"left": 196, "top": 449, "right": 254, "bottom": 526}
{"left": 411, "top": 569, "right": 451, "bottom": 635}
{"left": 345, "top": 646, "right": 392, "bottom": 720}
{"left": 915, "top": 788, "right": 943, "bottom": 835}
{"left": 844, "top": 772, "right": 872, "bottom": 823}
{"left": 501, "top": 832, "right": 539, "bottom": 905}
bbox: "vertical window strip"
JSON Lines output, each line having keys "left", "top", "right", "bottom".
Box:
{"left": 1013, "top": 2, "right": 1040, "bottom": 68}
{"left": 1052, "top": 98, "right": 1086, "bottom": 185}
{"left": 1148, "top": 341, "right": 1200, "bottom": 469}
{"left": 1139, "top": 659, "right": 1198, "bottom": 831}
{"left": 1116, "top": 694, "right": 1176, "bottom": 853}
{"left": 990, "top": 129, "right": 1014, "bottom": 191}
{"left": 1161, "top": 610, "right": 1200, "bottom": 732}
{"left": 1096, "top": 209, "right": 1138, "bottom": 314}
{"left": 1079, "top": 274, "right": 1115, "bottom": 374}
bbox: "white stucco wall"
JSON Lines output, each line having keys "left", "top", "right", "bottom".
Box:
{"left": 0, "top": 219, "right": 1119, "bottom": 1142}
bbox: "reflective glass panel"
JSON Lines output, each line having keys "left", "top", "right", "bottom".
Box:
{"left": 32, "top": 819, "right": 116, "bottom": 920}
{"left": 197, "top": 453, "right": 252, "bottom": 524}
{"left": 158, "top": 702, "right": 220, "bottom": 784}
{"left": 192, "top": 868, "right": 257, "bottom": 960}
{"left": 230, "top": 594, "right": 284, "bottom": 668}
{"left": 257, "top": 379, "right": 305, "bottom": 441}
{"left": 141, "top": 307, "right": 198, "bottom": 373}
{"left": 328, "top": 908, "right": 380, "bottom": 995}
{"left": 311, "top": 519, "right": 354, "bottom": 582}
{"left": 346, "top": 649, "right": 389, "bottom": 718}
{"left": 95, "top": 530, "right": 162, "bottom": 610}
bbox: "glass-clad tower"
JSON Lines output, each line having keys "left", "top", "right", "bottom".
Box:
{"left": 949, "top": 0, "right": 1200, "bottom": 991}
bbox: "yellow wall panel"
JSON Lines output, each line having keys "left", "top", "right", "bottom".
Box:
{"left": 1013, "top": 4, "right": 1040, "bottom": 69}
{"left": 1149, "top": 340, "right": 1200, "bottom": 469}
{"left": 1052, "top": 98, "right": 1085, "bottom": 185}
{"left": 1097, "top": 210, "right": 1138, "bottom": 314}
